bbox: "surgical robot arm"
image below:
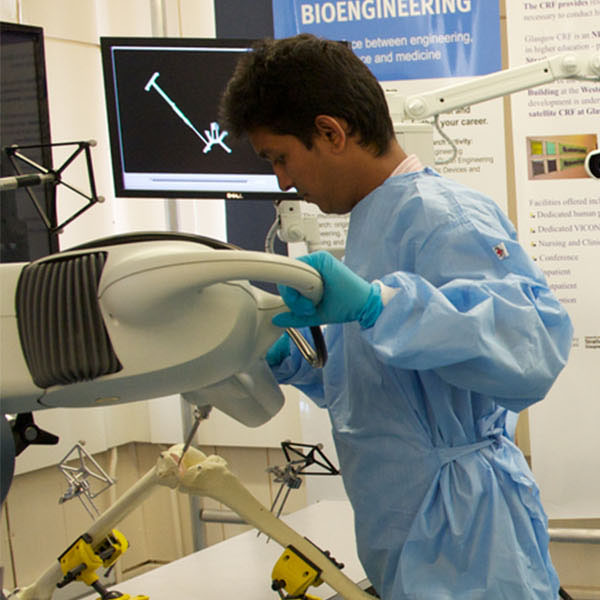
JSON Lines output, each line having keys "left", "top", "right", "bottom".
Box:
{"left": 1, "top": 232, "right": 322, "bottom": 423}
{"left": 0, "top": 231, "right": 325, "bottom": 503}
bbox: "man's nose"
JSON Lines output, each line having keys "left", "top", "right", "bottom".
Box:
{"left": 274, "top": 167, "right": 293, "bottom": 191}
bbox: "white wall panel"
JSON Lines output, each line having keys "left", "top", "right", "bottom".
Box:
{"left": 179, "top": 0, "right": 215, "bottom": 38}
{"left": 94, "top": 0, "right": 154, "bottom": 38}
{"left": 103, "top": 401, "right": 151, "bottom": 448}
{"left": 0, "top": 0, "right": 17, "bottom": 21}
{"left": 176, "top": 198, "right": 227, "bottom": 241}
{"left": 41, "top": 35, "right": 117, "bottom": 248}
{"left": 148, "top": 395, "right": 185, "bottom": 444}
{"left": 20, "top": 0, "right": 98, "bottom": 43}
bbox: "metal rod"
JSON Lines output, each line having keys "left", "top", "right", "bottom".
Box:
{"left": 199, "top": 508, "right": 246, "bottom": 524}
{"left": 549, "top": 528, "right": 600, "bottom": 544}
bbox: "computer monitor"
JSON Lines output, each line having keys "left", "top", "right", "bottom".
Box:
{"left": 1, "top": 22, "right": 58, "bottom": 262}
{"left": 100, "top": 37, "right": 298, "bottom": 201}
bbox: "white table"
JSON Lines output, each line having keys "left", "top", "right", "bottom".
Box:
{"left": 83, "top": 500, "right": 369, "bottom": 599}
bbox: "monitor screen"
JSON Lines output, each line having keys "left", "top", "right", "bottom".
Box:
{"left": 1, "top": 22, "right": 58, "bottom": 262}
{"left": 100, "top": 37, "right": 298, "bottom": 200}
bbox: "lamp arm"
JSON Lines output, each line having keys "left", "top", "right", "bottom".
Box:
{"left": 387, "top": 51, "right": 600, "bottom": 121}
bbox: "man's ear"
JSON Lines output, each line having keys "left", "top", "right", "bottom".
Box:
{"left": 314, "top": 115, "right": 348, "bottom": 152}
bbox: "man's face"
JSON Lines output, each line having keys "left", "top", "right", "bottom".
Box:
{"left": 248, "top": 126, "right": 349, "bottom": 214}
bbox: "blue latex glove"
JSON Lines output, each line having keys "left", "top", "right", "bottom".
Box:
{"left": 273, "top": 251, "right": 383, "bottom": 329}
{"left": 266, "top": 333, "right": 291, "bottom": 367}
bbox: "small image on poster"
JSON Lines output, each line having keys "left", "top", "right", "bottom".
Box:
{"left": 525, "top": 133, "right": 598, "bottom": 180}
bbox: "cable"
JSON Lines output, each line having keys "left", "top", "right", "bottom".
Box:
{"left": 432, "top": 115, "right": 458, "bottom": 165}
{"left": 264, "top": 204, "right": 328, "bottom": 369}
{"left": 265, "top": 214, "right": 279, "bottom": 253}
{"left": 286, "top": 326, "right": 327, "bottom": 369}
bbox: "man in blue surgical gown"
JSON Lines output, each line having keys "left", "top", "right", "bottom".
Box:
{"left": 221, "top": 34, "right": 572, "bottom": 599}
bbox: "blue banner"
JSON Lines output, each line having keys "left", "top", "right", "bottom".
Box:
{"left": 272, "top": 0, "right": 501, "bottom": 81}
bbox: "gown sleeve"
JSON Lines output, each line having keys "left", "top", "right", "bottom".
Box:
{"left": 362, "top": 211, "right": 573, "bottom": 411}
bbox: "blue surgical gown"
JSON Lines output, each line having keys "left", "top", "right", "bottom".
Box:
{"left": 271, "top": 168, "right": 572, "bottom": 599}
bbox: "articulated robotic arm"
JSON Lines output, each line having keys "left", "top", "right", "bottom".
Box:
{"left": 1, "top": 231, "right": 321, "bottom": 418}
{"left": 0, "top": 231, "right": 323, "bottom": 499}
{"left": 391, "top": 51, "right": 600, "bottom": 121}
{"left": 388, "top": 50, "right": 600, "bottom": 168}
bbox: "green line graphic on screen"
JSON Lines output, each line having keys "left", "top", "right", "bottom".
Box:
{"left": 144, "top": 72, "right": 232, "bottom": 154}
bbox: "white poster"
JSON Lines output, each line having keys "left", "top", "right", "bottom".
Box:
{"left": 506, "top": 2, "right": 600, "bottom": 518}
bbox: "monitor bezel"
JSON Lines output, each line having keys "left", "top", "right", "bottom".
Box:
{"left": 100, "top": 36, "right": 299, "bottom": 201}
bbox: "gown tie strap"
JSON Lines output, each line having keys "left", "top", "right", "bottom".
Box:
{"left": 435, "top": 437, "right": 497, "bottom": 466}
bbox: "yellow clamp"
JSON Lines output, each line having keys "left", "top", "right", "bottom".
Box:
{"left": 59, "top": 533, "right": 102, "bottom": 587}
{"left": 97, "top": 529, "right": 129, "bottom": 568}
{"left": 58, "top": 529, "right": 129, "bottom": 587}
{"left": 271, "top": 545, "right": 323, "bottom": 599}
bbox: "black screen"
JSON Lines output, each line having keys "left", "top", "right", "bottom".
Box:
{"left": 0, "top": 22, "right": 57, "bottom": 262}
{"left": 100, "top": 37, "right": 298, "bottom": 201}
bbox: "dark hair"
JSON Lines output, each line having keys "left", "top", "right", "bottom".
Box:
{"left": 220, "top": 34, "right": 394, "bottom": 156}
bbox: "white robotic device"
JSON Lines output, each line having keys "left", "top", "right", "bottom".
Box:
{"left": 0, "top": 232, "right": 322, "bottom": 423}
